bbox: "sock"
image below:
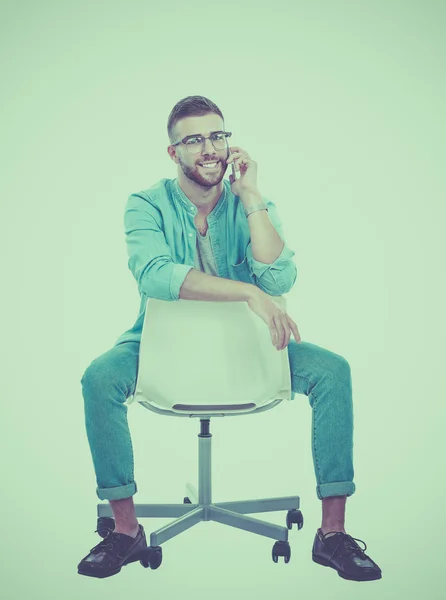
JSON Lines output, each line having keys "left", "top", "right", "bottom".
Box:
{"left": 318, "top": 528, "right": 342, "bottom": 540}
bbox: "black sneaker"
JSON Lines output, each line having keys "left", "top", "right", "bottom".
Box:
{"left": 312, "top": 528, "right": 382, "bottom": 581}
{"left": 78, "top": 524, "right": 148, "bottom": 578}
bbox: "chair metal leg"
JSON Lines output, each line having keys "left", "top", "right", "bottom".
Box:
{"left": 148, "top": 506, "right": 205, "bottom": 547}
{"left": 214, "top": 495, "right": 300, "bottom": 514}
{"left": 98, "top": 503, "right": 198, "bottom": 519}
{"left": 208, "top": 505, "right": 289, "bottom": 541}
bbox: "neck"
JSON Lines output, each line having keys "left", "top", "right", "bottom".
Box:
{"left": 177, "top": 171, "right": 224, "bottom": 217}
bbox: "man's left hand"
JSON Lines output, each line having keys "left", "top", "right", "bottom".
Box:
{"left": 226, "top": 147, "right": 259, "bottom": 198}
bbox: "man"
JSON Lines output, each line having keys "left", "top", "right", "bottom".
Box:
{"left": 78, "top": 95, "right": 382, "bottom": 581}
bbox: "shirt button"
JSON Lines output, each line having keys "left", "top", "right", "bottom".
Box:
{"left": 188, "top": 233, "right": 193, "bottom": 237}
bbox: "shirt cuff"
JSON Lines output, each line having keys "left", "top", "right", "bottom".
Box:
{"left": 170, "top": 263, "right": 195, "bottom": 300}
{"left": 247, "top": 243, "right": 296, "bottom": 279}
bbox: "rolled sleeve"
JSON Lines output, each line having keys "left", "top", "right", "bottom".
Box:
{"left": 247, "top": 244, "right": 297, "bottom": 295}
{"left": 170, "top": 263, "right": 194, "bottom": 299}
{"left": 245, "top": 197, "right": 298, "bottom": 295}
{"left": 125, "top": 193, "right": 192, "bottom": 301}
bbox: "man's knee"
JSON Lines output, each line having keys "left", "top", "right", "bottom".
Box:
{"left": 326, "top": 352, "right": 351, "bottom": 385}
{"left": 80, "top": 358, "right": 108, "bottom": 394}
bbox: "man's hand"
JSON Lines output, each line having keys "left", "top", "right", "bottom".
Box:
{"left": 247, "top": 289, "right": 301, "bottom": 350}
{"left": 226, "top": 146, "right": 259, "bottom": 197}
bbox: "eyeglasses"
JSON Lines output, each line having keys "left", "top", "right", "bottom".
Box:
{"left": 171, "top": 131, "right": 232, "bottom": 154}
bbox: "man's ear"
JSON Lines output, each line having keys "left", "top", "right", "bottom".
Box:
{"left": 167, "top": 146, "right": 178, "bottom": 162}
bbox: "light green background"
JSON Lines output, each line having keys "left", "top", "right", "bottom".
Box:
{"left": 1, "top": 0, "right": 445, "bottom": 598}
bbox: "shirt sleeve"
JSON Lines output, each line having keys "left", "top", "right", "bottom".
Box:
{"left": 245, "top": 197, "right": 298, "bottom": 295}
{"left": 124, "top": 193, "right": 193, "bottom": 301}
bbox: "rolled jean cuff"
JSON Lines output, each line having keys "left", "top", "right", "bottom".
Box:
{"left": 316, "top": 481, "right": 355, "bottom": 500}
{"left": 96, "top": 481, "right": 138, "bottom": 501}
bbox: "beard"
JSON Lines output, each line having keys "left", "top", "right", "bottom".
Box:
{"left": 178, "top": 157, "right": 228, "bottom": 188}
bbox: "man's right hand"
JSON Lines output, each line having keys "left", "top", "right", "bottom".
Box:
{"left": 247, "top": 289, "right": 301, "bottom": 350}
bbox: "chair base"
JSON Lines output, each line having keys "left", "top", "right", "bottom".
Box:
{"left": 98, "top": 493, "right": 301, "bottom": 547}
{"left": 97, "top": 419, "right": 302, "bottom": 548}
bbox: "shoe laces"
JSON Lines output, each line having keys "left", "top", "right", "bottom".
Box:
{"left": 341, "top": 534, "right": 367, "bottom": 557}
{"left": 324, "top": 531, "right": 368, "bottom": 557}
{"left": 90, "top": 531, "right": 131, "bottom": 555}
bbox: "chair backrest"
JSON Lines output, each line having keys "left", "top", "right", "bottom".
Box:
{"left": 130, "top": 295, "right": 292, "bottom": 416}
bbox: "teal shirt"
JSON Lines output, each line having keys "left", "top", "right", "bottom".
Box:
{"left": 114, "top": 177, "right": 298, "bottom": 346}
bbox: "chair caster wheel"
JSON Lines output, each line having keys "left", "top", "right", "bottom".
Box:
{"left": 183, "top": 497, "right": 192, "bottom": 504}
{"left": 272, "top": 540, "right": 291, "bottom": 563}
{"left": 96, "top": 516, "right": 115, "bottom": 538}
{"left": 286, "top": 509, "right": 304, "bottom": 530}
{"left": 140, "top": 546, "right": 162, "bottom": 569}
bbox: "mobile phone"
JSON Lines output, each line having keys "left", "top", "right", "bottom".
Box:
{"left": 231, "top": 161, "right": 236, "bottom": 180}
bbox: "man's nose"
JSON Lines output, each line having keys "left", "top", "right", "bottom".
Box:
{"left": 202, "top": 137, "right": 215, "bottom": 153}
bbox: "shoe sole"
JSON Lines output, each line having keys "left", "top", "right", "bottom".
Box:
{"left": 78, "top": 547, "right": 148, "bottom": 579}
{"left": 312, "top": 553, "right": 382, "bottom": 581}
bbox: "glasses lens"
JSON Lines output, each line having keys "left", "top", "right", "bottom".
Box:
{"left": 211, "top": 132, "right": 229, "bottom": 150}
{"left": 185, "top": 137, "right": 203, "bottom": 153}
{"left": 184, "top": 133, "right": 229, "bottom": 153}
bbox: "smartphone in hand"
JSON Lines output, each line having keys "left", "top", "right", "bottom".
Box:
{"left": 227, "top": 147, "right": 236, "bottom": 181}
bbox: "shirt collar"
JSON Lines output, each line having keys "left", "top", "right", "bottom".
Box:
{"left": 173, "top": 178, "right": 228, "bottom": 220}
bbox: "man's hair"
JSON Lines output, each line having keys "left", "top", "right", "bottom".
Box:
{"left": 167, "top": 95, "right": 224, "bottom": 144}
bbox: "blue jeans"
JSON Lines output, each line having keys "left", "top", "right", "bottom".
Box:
{"left": 81, "top": 340, "right": 355, "bottom": 501}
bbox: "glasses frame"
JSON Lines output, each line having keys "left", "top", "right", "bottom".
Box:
{"left": 171, "top": 131, "right": 232, "bottom": 153}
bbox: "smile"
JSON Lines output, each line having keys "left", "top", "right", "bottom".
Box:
{"left": 199, "top": 162, "right": 220, "bottom": 170}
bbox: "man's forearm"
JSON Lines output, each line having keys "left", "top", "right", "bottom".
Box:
{"left": 179, "top": 269, "right": 259, "bottom": 302}
{"left": 241, "top": 190, "right": 285, "bottom": 264}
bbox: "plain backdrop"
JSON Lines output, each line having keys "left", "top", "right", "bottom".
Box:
{"left": 1, "top": 1, "right": 445, "bottom": 599}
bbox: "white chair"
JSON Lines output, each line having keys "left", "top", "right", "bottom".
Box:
{"left": 97, "top": 295, "right": 304, "bottom": 568}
